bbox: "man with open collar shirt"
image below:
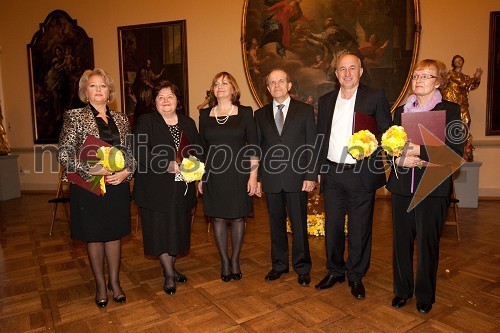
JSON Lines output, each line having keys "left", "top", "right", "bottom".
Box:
{"left": 315, "top": 54, "right": 392, "bottom": 299}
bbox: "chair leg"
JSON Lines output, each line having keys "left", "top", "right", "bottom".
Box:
{"left": 454, "top": 201, "right": 460, "bottom": 241}
{"left": 49, "top": 202, "right": 59, "bottom": 236}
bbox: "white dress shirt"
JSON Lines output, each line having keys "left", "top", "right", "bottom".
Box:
{"left": 273, "top": 96, "right": 291, "bottom": 121}
{"left": 327, "top": 90, "right": 357, "bottom": 164}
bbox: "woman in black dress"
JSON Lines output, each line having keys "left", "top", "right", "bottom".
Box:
{"left": 133, "top": 81, "right": 201, "bottom": 294}
{"left": 58, "top": 68, "right": 136, "bottom": 307}
{"left": 387, "top": 59, "right": 464, "bottom": 314}
{"left": 198, "top": 72, "right": 259, "bottom": 281}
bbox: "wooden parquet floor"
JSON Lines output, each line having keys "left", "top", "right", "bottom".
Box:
{"left": 1, "top": 194, "right": 499, "bottom": 332}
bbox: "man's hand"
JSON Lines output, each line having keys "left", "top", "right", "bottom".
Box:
{"left": 255, "top": 182, "right": 262, "bottom": 197}
{"left": 302, "top": 180, "right": 316, "bottom": 192}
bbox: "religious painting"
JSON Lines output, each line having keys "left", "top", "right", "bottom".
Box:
{"left": 241, "top": 0, "right": 421, "bottom": 112}
{"left": 27, "top": 10, "right": 94, "bottom": 144}
{"left": 486, "top": 11, "right": 500, "bottom": 135}
{"left": 117, "top": 20, "right": 188, "bottom": 127}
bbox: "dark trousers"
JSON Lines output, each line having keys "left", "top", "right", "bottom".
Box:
{"left": 323, "top": 166, "right": 375, "bottom": 281}
{"left": 265, "top": 190, "right": 311, "bottom": 274}
{"left": 392, "top": 194, "right": 448, "bottom": 304}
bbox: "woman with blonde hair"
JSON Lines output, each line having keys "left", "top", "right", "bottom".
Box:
{"left": 58, "top": 68, "right": 136, "bottom": 307}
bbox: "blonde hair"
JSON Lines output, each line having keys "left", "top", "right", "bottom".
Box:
{"left": 78, "top": 68, "right": 116, "bottom": 103}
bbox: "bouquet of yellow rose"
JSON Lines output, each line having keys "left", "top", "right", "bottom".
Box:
{"left": 179, "top": 156, "right": 205, "bottom": 183}
{"left": 347, "top": 130, "right": 378, "bottom": 160}
{"left": 381, "top": 125, "right": 408, "bottom": 179}
{"left": 381, "top": 125, "right": 408, "bottom": 157}
{"left": 89, "top": 146, "right": 125, "bottom": 195}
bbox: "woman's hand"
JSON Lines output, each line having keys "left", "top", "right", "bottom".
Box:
{"left": 395, "top": 155, "right": 424, "bottom": 168}
{"left": 89, "top": 164, "right": 111, "bottom": 176}
{"left": 197, "top": 181, "right": 203, "bottom": 195}
{"left": 405, "top": 142, "right": 421, "bottom": 156}
{"left": 247, "top": 175, "right": 258, "bottom": 196}
{"left": 105, "top": 169, "right": 131, "bottom": 185}
{"left": 166, "top": 160, "right": 180, "bottom": 174}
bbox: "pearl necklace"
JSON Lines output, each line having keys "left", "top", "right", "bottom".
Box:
{"left": 213, "top": 105, "right": 234, "bottom": 125}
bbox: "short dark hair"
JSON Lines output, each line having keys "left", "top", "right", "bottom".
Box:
{"left": 153, "top": 81, "right": 183, "bottom": 113}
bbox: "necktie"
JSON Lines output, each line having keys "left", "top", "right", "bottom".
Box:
{"left": 275, "top": 104, "right": 284, "bottom": 134}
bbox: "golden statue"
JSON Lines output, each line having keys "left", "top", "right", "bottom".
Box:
{"left": 441, "top": 55, "right": 482, "bottom": 161}
{"left": 0, "top": 100, "right": 10, "bottom": 155}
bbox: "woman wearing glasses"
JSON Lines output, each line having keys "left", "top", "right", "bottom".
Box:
{"left": 386, "top": 59, "right": 464, "bottom": 314}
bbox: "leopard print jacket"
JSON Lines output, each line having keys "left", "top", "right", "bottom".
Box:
{"left": 57, "top": 105, "right": 136, "bottom": 182}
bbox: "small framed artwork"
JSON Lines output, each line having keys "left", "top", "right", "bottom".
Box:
{"left": 241, "top": 0, "right": 420, "bottom": 112}
{"left": 27, "top": 10, "right": 94, "bottom": 144}
{"left": 117, "top": 20, "right": 189, "bottom": 127}
{"left": 486, "top": 11, "right": 500, "bottom": 135}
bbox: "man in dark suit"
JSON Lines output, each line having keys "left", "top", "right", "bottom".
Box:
{"left": 255, "top": 68, "right": 318, "bottom": 286}
{"left": 315, "top": 54, "right": 392, "bottom": 298}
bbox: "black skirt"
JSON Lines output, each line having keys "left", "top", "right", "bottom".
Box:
{"left": 140, "top": 181, "right": 192, "bottom": 256}
{"left": 70, "top": 182, "right": 131, "bottom": 242}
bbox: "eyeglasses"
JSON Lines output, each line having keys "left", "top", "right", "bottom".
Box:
{"left": 411, "top": 74, "right": 437, "bottom": 80}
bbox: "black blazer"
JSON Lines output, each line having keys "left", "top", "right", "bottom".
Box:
{"left": 386, "top": 100, "right": 464, "bottom": 197}
{"left": 255, "top": 98, "right": 318, "bottom": 193}
{"left": 133, "top": 111, "right": 202, "bottom": 212}
{"left": 317, "top": 84, "right": 392, "bottom": 192}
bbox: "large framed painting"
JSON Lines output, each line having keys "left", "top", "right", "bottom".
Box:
{"left": 486, "top": 11, "right": 500, "bottom": 136}
{"left": 27, "top": 10, "right": 94, "bottom": 144}
{"left": 241, "top": 0, "right": 421, "bottom": 112}
{"left": 118, "top": 20, "right": 188, "bottom": 127}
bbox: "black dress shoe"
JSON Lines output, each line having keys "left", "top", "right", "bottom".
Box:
{"left": 107, "top": 283, "right": 126, "bottom": 303}
{"left": 298, "top": 273, "right": 311, "bottom": 286}
{"left": 264, "top": 269, "right": 289, "bottom": 281}
{"left": 95, "top": 298, "right": 108, "bottom": 308}
{"left": 416, "top": 302, "right": 432, "bottom": 313}
{"left": 315, "top": 274, "right": 345, "bottom": 290}
{"left": 163, "top": 276, "right": 176, "bottom": 295}
{"left": 392, "top": 296, "right": 408, "bottom": 308}
{"left": 231, "top": 272, "right": 242, "bottom": 280}
{"left": 348, "top": 280, "right": 365, "bottom": 299}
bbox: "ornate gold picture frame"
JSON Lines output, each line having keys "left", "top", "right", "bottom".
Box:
{"left": 241, "top": 0, "right": 420, "bottom": 112}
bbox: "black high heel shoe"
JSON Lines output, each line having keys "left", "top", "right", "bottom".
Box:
{"left": 221, "top": 273, "right": 232, "bottom": 282}
{"left": 163, "top": 269, "right": 188, "bottom": 283}
{"left": 107, "top": 283, "right": 126, "bottom": 303}
{"left": 231, "top": 272, "right": 242, "bottom": 280}
{"left": 95, "top": 298, "right": 108, "bottom": 308}
{"left": 164, "top": 276, "right": 176, "bottom": 295}
{"left": 174, "top": 270, "right": 188, "bottom": 283}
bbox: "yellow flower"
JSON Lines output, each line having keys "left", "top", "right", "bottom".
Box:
{"left": 96, "top": 146, "right": 125, "bottom": 171}
{"left": 88, "top": 146, "right": 125, "bottom": 195}
{"left": 381, "top": 125, "right": 408, "bottom": 157}
{"left": 180, "top": 156, "right": 205, "bottom": 183}
{"left": 347, "top": 130, "right": 378, "bottom": 160}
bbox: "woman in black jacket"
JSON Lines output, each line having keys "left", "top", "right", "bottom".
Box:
{"left": 133, "top": 81, "right": 201, "bottom": 295}
{"left": 387, "top": 59, "right": 464, "bottom": 314}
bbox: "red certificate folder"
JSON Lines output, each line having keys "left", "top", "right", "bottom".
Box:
{"left": 401, "top": 110, "right": 446, "bottom": 145}
{"left": 353, "top": 112, "right": 378, "bottom": 135}
{"left": 66, "top": 135, "right": 111, "bottom": 196}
